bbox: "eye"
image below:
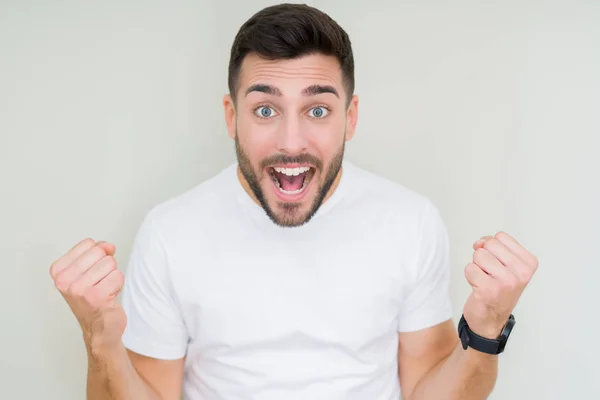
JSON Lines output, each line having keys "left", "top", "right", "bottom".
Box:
{"left": 254, "top": 105, "right": 278, "bottom": 119}
{"left": 308, "top": 106, "right": 329, "bottom": 119}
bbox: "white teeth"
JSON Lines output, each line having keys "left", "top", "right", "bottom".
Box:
{"left": 280, "top": 187, "right": 303, "bottom": 195}
{"left": 273, "top": 166, "right": 310, "bottom": 176}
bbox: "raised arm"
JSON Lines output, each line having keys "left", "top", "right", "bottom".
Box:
{"left": 50, "top": 238, "right": 185, "bottom": 399}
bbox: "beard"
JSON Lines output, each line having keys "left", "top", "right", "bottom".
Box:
{"left": 235, "top": 133, "right": 345, "bottom": 227}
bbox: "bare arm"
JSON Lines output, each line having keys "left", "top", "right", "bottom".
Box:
{"left": 86, "top": 343, "right": 184, "bottom": 400}
{"left": 398, "top": 320, "right": 497, "bottom": 400}
{"left": 399, "top": 319, "right": 498, "bottom": 400}
{"left": 399, "top": 232, "right": 538, "bottom": 399}
{"left": 49, "top": 238, "right": 185, "bottom": 400}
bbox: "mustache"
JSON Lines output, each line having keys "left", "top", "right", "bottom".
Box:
{"left": 260, "top": 154, "right": 323, "bottom": 170}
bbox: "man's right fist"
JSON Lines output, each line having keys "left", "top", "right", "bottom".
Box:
{"left": 50, "top": 238, "right": 126, "bottom": 353}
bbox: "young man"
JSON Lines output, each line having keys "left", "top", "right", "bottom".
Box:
{"left": 50, "top": 4, "right": 538, "bottom": 399}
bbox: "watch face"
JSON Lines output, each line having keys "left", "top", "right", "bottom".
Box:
{"left": 498, "top": 315, "right": 516, "bottom": 353}
{"left": 459, "top": 326, "right": 470, "bottom": 350}
{"left": 501, "top": 315, "right": 516, "bottom": 339}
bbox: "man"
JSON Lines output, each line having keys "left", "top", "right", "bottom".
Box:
{"left": 50, "top": 4, "right": 538, "bottom": 399}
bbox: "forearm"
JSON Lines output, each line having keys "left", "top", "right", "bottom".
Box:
{"left": 86, "top": 343, "right": 162, "bottom": 400}
{"left": 409, "top": 343, "right": 498, "bottom": 400}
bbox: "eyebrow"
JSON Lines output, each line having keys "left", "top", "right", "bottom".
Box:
{"left": 244, "top": 84, "right": 339, "bottom": 98}
{"left": 302, "top": 84, "right": 339, "bottom": 98}
{"left": 245, "top": 84, "right": 282, "bottom": 97}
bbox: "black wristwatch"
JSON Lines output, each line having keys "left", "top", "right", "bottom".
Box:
{"left": 458, "top": 314, "right": 515, "bottom": 355}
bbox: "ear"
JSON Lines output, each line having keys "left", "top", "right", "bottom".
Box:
{"left": 345, "top": 94, "right": 359, "bottom": 142}
{"left": 223, "top": 94, "right": 236, "bottom": 140}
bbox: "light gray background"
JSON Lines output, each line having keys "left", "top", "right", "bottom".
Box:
{"left": 1, "top": 0, "right": 599, "bottom": 398}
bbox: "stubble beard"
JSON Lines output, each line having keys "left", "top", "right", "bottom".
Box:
{"left": 234, "top": 133, "right": 345, "bottom": 227}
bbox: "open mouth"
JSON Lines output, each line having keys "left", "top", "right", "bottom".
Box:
{"left": 268, "top": 166, "right": 315, "bottom": 197}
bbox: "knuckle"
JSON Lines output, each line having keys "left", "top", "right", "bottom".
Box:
{"left": 49, "top": 261, "right": 59, "bottom": 277}
{"left": 531, "top": 255, "right": 539, "bottom": 270}
{"left": 475, "top": 247, "right": 488, "bottom": 256}
{"left": 82, "top": 238, "right": 96, "bottom": 247}
{"left": 494, "top": 231, "right": 507, "bottom": 240}
{"left": 82, "top": 248, "right": 107, "bottom": 266}
{"left": 54, "top": 274, "right": 70, "bottom": 293}
{"left": 106, "top": 256, "right": 117, "bottom": 270}
{"left": 473, "top": 248, "right": 487, "bottom": 261}
{"left": 483, "top": 238, "right": 498, "bottom": 250}
{"left": 464, "top": 263, "right": 475, "bottom": 279}
{"left": 92, "top": 245, "right": 107, "bottom": 258}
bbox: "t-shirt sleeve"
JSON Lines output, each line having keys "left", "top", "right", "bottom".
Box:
{"left": 120, "top": 213, "right": 188, "bottom": 359}
{"left": 397, "top": 199, "right": 453, "bottom": 332}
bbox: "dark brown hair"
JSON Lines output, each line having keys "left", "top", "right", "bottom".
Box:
{"left": 227, "top": 3, "right": 354, "bottom": 104}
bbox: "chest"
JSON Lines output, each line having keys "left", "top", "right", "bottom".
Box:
{"left": 172, "top": 223, "right": 413, "bottom": 358}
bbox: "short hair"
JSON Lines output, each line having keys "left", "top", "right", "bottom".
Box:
{"left": 228, "top": 3, "right": 355, "bottom": 104}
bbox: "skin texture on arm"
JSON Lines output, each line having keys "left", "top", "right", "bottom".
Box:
{"left": 126, "top": 350, "right": 185, "bottom": 400}
{"left": 86, "top": 345, "right": 184, "bottom": 400}
{"left": 398, "top": 320, "right": 498, "bottom": 400}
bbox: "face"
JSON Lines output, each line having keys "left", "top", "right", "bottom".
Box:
{"left": 224, "top": 53, "right": 358, "bottom": 227}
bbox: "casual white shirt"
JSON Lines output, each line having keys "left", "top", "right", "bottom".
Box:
{"left": 121, "top": 161, "right": 452, "bottom": 400}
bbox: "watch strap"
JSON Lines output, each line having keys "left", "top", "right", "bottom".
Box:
{"left": 458, "top": 314, "right": 515, "bottom": 355}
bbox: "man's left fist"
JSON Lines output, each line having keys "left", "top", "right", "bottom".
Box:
{"left": 463, "top": 231, "right": 539, "bottom": 339}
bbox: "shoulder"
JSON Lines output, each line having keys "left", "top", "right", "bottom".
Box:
{"left": 142, "top": 163, "right": 238, "bottom": 238}
{"left": 343, "top": 161, "right": 436, "bottom": 218}
{"left": 340, "top": 162, "right": 447, "bottom": 249}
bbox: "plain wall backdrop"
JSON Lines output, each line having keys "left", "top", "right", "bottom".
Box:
{"left": 1, "top": 0, "right": 599, "bottom": 398}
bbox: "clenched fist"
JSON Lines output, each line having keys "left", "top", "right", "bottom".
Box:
{"left": 463, "top": 231, "right": 539, "bottom": 339}
{"left": 50, "top": 238, "right": 126, "bottom": 353}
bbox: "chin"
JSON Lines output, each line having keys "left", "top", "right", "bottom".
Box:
{"left": 270, "top": 204, "right": 313, "bottom": 227}
{"left": 262, "top": 167, "right": 319, "bottom": 227}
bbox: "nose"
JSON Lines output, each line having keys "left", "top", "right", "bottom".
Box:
{"left": 275, "top": 114, "right": 308, "bottom": 155}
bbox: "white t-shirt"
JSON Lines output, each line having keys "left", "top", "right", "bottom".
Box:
{"left": 121, "top": 161, "right": 452, "bottom": 400}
